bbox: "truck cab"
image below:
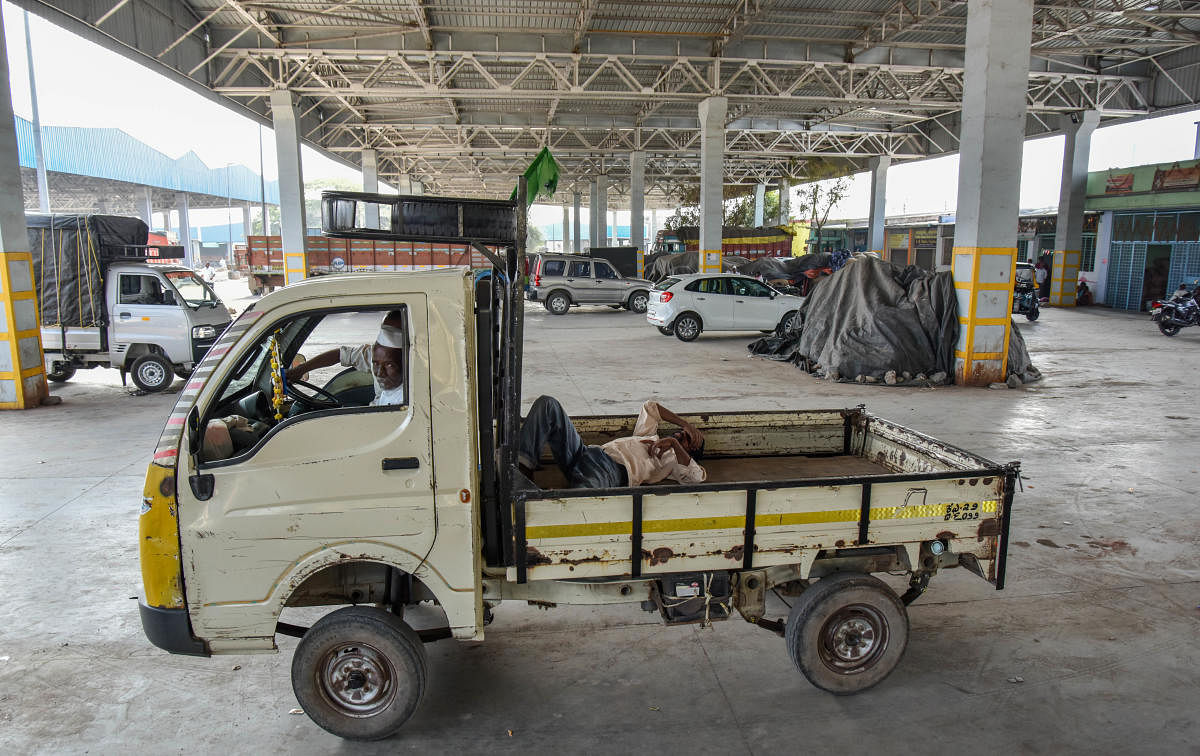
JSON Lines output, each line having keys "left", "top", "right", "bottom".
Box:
{"left": 43, "top": 262, "right": 231, "bottom": 391}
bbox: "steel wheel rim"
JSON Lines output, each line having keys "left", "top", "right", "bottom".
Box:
{"left": 139, "top": 361, "right": 166, "bottom": 387}
{"left": 817, "top": 604, "right": 889, "bottom": 675}
{"left": 632, "top": 294, "right": 647, "bottom": 312}
{"left": 550, "top": 296, "right": 568, "bottom": 313}
{"left": 676, "top": 318, "right": 698, "bottom": 338}
{"left": 317, "top": 642, "right": 397, "bottom": 717}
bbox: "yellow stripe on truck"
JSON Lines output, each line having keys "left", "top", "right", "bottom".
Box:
{"left": 139, "top": 463, "right": 186, "bottom": 608}
{"left": 525, "top": 501, "right": 999, "bottom": 541}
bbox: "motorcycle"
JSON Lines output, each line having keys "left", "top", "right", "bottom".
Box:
{"left": 1150, "top": 283, "right": 1200, "bottom": 336}
{"left": 1013, "top": 262, "right": 1040, "bottom": 321}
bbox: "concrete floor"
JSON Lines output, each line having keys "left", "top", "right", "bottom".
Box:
{"left": 1, "top": 280, "right": 1198, "bottom": 753}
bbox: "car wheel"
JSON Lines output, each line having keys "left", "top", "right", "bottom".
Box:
{"left": 673, "top": 314, "right": 701, "bottom": 342}
{"left": 775, "top": 310, "right": 799, "bottom": 336}
{"left": 130, "top": 353, "right": 174, "bottom": 392}
{"left": 46, "top": 362, "right": 76, "bottom": 382}
{"left": 545, "top": 291, "right": 570, "bottom": 315}
{"left": 291, "top": 606, "right": 428, "bottom": 741}
{"left": 657, "top": 325, "right": 674, "bottom": 336}
{"left": 628, "top": 291, "right": 649, "bottom": 314}
{"left": 175, "top": 367, "right": 194, "bottom": 380}
{"left": 785, "top": 572, "right": 909, "bottom": 695}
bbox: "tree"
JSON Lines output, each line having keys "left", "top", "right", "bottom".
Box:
{"left": 793, "top": 176, "right": 851, "bottom": 254}
{"left": 725, "top": 191, "right": 781, "bottom": 228}
{"left": 527, "top": 224, "right": 546, "bottom": 253}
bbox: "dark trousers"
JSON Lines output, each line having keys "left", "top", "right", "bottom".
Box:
{"left": 519, "top": 395, "right": 627, "bottom": 489}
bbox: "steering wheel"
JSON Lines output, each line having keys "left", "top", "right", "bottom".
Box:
{"left": 284, "top": 377, "right": 343, "bottom": 410}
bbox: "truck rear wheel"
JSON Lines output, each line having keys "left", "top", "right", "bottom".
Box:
{"left": 46, "top": 362, "right": 76, "bottom": 383}
{"left": 130, "top": 353, "right": 174, "bottom": 392}
{"left": 291, "top": 606, "right": 428, "bottom": 741}
{"left": 784, "top": 572, "right": 909, "bottom": 695}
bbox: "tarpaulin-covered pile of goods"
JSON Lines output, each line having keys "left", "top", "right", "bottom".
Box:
{"left": 748, "top": 255, "right": 1041, "bottom": 386}
{"left": 645, "top": 252, "right": 750, "bottom": 281}
{"left": 29, "top": 214, "right": 149, "bottom": 328}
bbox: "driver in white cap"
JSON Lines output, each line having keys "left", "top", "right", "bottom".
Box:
{"left": 286, "top": 310, "right": 407, "bottom": 406}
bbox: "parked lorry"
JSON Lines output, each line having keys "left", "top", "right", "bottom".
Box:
{"left": 242, "top": 234, "right": 494, "bottom": 294}
{"left": 30, "top": 214, "right": 231, "bottom": 392}
{"left": 652, "top": 225, "right": 793, "bottom": 258}
{"left": 139, "top": 187, "right": 1018, "bottom": 741}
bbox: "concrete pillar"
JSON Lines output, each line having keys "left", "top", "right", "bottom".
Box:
{"left": 270, "top": 89, "right": 307, "bottom": 286}
{"left": 868, "top": 156, "right": 890, "bottom": 253}
{"left": 776, "top": 177, "right": 790, "bottom": 226}
{"left": 1092, "top": 211, "right": 1113, "bottom": 304}
{"left": 630, "top": 150, "right": 646, "bottom": 274}
{"left": 0, "top": 10, "right": 47, "bottom": 408}
{"left": 177, "top": 193, "right": 193, "bottom": 268}
{"left": 607, "top": 210, "right": 615, "bottom": 246}
{"left": 140, "top": 187, "right": 154, "bottom": 228}
{"left": 24, "top": 11, "right": 49, "bottom": 214}
{"left": 589, "top": 181, "right": 599, "bottom": 249}
{"left": 561, "top": 204, "right": 570, "bottom": 253}
{"left": 410, "top": 179, "right": 424, "bottom": 196}
{"left": 243, "top": 202, "right": 253, "bottom": 242}
{"left": 753, "top": 183, "right": 766, "bottom": 227}
{"left": 163, "top": 209, "right": 172, "bottom": 236}
{"left": 572, "top": 192, "right": 582, "bottom": 253}
{"left": 698, "top": 96, "right": 727, "bottom": 274}
{"left": 595, "top": 175, "right": 608, "bottom": 247}
{"left": 951, "top": 0, "right": 1035, "bottom": 386}
{"left": 362, "top": 148, "right": 379, "bottom": 228}
{"left": 1051, "top": 110, "right": 1100, "bottom": 307}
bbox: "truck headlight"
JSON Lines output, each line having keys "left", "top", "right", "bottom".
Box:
{"left": 192, "top": 325, "right": 217, "bottom": 340}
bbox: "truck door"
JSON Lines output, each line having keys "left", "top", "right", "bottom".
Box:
{"left": 177, "top": 299, "right": 435, "bottom": 636}
{"left": 111, "top": 271, "right": 189, "bottom": 359}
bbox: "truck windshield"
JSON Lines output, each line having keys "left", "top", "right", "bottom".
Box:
{"left": 165, "top": 271, "right": 221, "bottom": 308}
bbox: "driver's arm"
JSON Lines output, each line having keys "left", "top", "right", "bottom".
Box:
{"left": 286, "top": 349, "right": 340, "bottom": 380}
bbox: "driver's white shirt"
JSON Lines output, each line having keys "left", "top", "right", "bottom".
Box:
{"left": 339, "top": 344, "right": 405, "bottom": 406}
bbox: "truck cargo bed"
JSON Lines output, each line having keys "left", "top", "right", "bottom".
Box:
{"left": 510, "top": 408, "right": 1016, "bottom": 588}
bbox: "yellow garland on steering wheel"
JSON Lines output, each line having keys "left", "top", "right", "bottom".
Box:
{"left": 268, "top": 329, "right": 285, "bottom": 420}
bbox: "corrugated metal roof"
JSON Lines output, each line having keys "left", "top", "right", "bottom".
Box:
{"left": 13, "top": 117, "right": 279, "bottom": 204}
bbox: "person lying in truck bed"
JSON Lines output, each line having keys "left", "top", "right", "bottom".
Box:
{"left": 518, "top": 395, "right": 706, "bottom": 488}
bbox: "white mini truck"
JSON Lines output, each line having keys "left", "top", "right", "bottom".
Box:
{"left": 139, "top": 188, "right": 1018, "bottom": 741}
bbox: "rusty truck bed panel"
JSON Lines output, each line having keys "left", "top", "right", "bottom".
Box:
{"left": 510, "top": 409, "right": 1014, "bottom": 587}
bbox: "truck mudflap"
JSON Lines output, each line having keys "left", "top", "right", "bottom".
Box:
{"left": 138, "top": 601, "right": 208, "bottom": 656}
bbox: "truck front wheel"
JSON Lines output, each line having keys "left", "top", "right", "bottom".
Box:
{"left": 784, "top": 572, "right": 909, "bottom": 695}
{"left": 130, "top": 353, "right": 174, "bottom": 392}
{"left": 291, "top": 606, "right": 428, "bottom": 741}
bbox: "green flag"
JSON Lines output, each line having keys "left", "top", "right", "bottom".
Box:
{"left": 512, "top": 147, "right": 560, "bottom": 207}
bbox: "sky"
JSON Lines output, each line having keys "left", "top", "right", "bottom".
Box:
{"left": 5, "top": 1, "right": 1199, "bottom": 234}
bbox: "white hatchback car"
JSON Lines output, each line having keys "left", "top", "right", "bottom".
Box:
{"left": 646, "top": 273, "right": 804, "bottom": 342}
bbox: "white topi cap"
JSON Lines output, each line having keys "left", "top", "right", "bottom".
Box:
{"left": 376, "top": 324, "right": 405, "bottom": 349}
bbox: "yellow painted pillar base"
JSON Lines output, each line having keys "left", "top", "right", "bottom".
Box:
{"left": 699, "top": 249, "right": 722, "bottom": 274}
{"left": 1049, "top": 249, "right": 1079, "bottom": 306}
{"left": 1, "top": 250, "right": 49, "bottom": 409}
{"left": 952, "top": 246, "right": 1015, "bottom": 387}
{"left": 284, "top": 251, "right": 308, "bottom": 286}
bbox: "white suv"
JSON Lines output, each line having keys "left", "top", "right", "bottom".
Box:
{"left": 646, "top": 273, "right": 803, "bottom": 342}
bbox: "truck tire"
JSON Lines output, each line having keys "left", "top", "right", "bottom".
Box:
{"left": 628, "top": 290, "right": 649, "bottom": 314}
{"left": 784, "top": 572, "right": 909, "bottom": 695}
{"left": 130, "top": 353, "right": 174, "bottom": 393}
{"left": 46, "top": 362, "right": 76, "bottom": 383}
{"left": 291, "top": 606, "right": 428, "bottom": 741}
{"left": 545, "top": 291, "right": 571, "bottom": 315}
{"left": 673, "top": 313, "right": 702, "bottom": 342}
